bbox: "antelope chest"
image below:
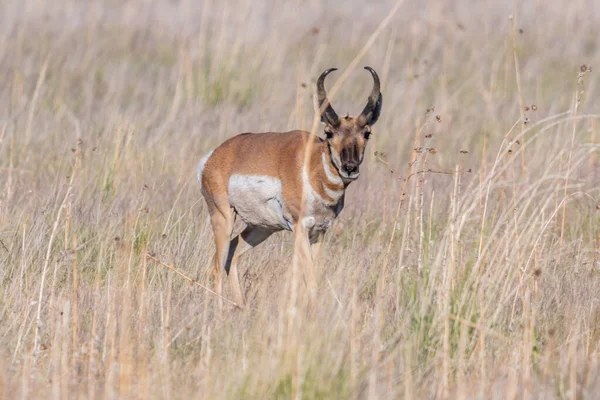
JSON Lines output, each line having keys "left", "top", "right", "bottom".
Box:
{"left": 301, "top": 196, "right": 343, "bottom": 240}
{"left": 300, "top": 168, "right": 345, "bottom": 239}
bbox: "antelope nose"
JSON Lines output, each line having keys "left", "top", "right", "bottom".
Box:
{"left": 342, "top": 163, "right": 358, "bottom": 174}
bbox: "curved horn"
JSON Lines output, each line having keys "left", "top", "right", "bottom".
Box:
{"left": 358, "top": 66, "right": 383, "bottom": 126}
{"left": 317, "top": 68, "right": 340, "bottom": 126}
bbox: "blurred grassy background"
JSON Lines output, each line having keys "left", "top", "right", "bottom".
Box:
{"left": 1, "top": 0, "right": 600, "bottom": 398}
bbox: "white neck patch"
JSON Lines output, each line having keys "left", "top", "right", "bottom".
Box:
{"left": 321, "top": 151, "right": 343, "bottom": 186}
{"left": 302, "top": 167, "right": 338, "bottom": 207}
{"left": 322, "top": 182, "right": 344, "bottom": 202}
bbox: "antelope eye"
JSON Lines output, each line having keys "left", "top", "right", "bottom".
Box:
{"left": 325, "top": 129, "right": 334, "bottom": 139}
{"left": 364, "top": 131, "right": 372, "bottom": 139}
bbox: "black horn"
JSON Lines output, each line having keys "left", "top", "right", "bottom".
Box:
{"left": 317, "top": 68, "right": 340, "bottom": 126}
{"left": 358, "top": 66, "right": 382, "bottom": 126}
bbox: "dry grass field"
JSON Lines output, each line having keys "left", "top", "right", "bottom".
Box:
{"left": 1, "top": 0, "right": 600, "bottom": 398}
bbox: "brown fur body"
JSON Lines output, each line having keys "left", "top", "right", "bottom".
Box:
{"left": 200, "top": 130, "right": 346, "bottom": 235}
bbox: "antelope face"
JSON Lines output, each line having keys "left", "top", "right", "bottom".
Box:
{"left": 317, "top": 67, "right": 383, "bottom": 181}
{"left": 323, "top": 117, "right": 371, "bottom": 180}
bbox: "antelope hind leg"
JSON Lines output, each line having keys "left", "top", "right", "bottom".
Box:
{"left": 224, "top": 226, "right": 274, "bottom": 307}
{"left": 209, "top": 206, "right": 235, "bottom": 310}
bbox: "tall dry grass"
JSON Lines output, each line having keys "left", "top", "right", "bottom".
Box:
{"left": 1, "top": 0, "right": 600, "bottom": 398}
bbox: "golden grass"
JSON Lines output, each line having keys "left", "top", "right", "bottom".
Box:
{"left": 1, "top": 0, "right": 600, "bottom": 398}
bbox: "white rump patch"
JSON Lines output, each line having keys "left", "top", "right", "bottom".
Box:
{"left": 196, "top": 150, "right": 214, "bottom": 186}
{"left": 228, "top": 175, "right": 292, "bottom": 230}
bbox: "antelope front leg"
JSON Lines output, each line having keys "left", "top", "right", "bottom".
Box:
{"left": 293, "top": 221, "right": 317, "bottom": 305}
{"left": 310, "top": 232, "right": 325, "bottom": 263}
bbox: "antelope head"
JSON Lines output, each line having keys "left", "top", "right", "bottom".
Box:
{"left": 317, "top": 66, "right": 383, "bottom": 181}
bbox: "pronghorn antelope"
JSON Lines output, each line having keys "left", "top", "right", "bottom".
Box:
{"left": 197, "top": 67, "right": 382, "bottom": 307}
